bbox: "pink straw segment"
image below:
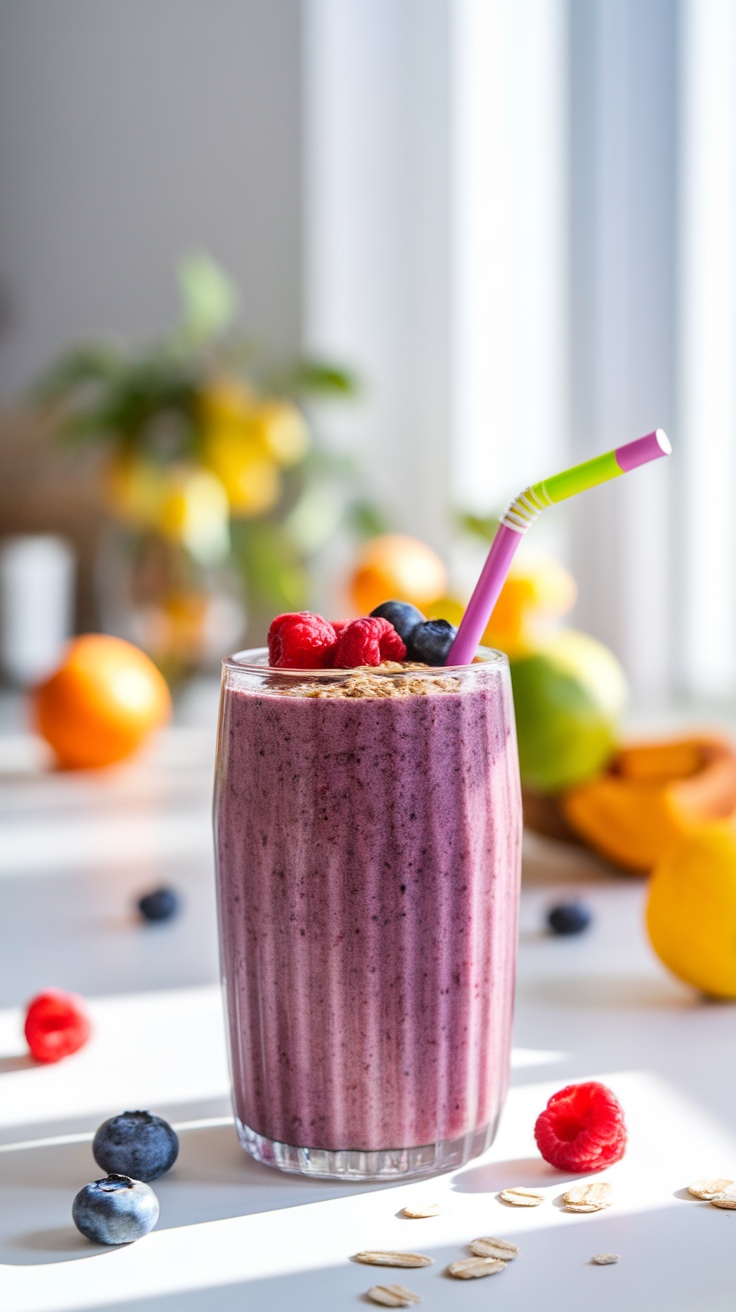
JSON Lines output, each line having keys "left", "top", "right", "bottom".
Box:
{"left": 614, "top": 428, "right": 671, "bottom": 472}
{"left": 447, "top": 526, "right": 522, "bottom": 667}
{"left": 447, "top": 428, "right": 671, "bottom": 666}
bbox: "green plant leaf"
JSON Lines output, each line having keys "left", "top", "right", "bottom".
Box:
{"left": 268, "top": 359, "right": 360, "bottom": 397}
{"left": 178, "top": 252, "right": 238, "bottom": 343}
{"left": 457, "top": 510, "right": 501, "bottom": 543}
{"left": 348, "top": 498, "right": 390, "bottom": 539}
{"left": 27, "top": 343, "right": 122, "bottom": 402}
{"left": 231, "top": 520, "right": 310, "bottom": 611}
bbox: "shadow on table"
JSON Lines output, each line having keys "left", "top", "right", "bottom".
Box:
{"left": 25, "top": 1201, "right": 736, "bottom": 1312}
{"left": 0, "top": 1053, "right": 35, "bottom": 1074}
{"left": 451, "top": 1154, "right": 562, "bottom": 1193}
{"left": 0, "top": 1118, "right": 401, "bottom": 1265}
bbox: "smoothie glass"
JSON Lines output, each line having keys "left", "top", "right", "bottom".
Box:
{"left": 213, "top": 648, "right": 522, "bottom": 1180}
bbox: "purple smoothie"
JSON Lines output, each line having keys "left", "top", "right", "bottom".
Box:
{"left": 214, "top": 652, "right": 522, "bottom": 1178}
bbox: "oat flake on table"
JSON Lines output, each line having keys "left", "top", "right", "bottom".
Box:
{"left": 401, "top": 1203, "right": 443, "bottom": 1219}
{"left": 355, "top": 1251, "right": 433, "bottom": 1269}
{"left": 499, "top": 1187, "right": 545, "bottom": 1207}
{"left": 563, "top": 1180, "right": 613, "bottom": 1212}
{"left": 688, "top": 1177, "right": 735, "bottom": 1201}
{"left": 469, "top": 1236, "right": 520, "bottom": 1260}
{"left": 592, "top": 1253, "right": 620, "bottom": 1265}
{"left": 447, "top": 1256, "right": 507, "bottom": 1279}
{"left": 367, "top": 1284, "right": 422, "bottom": 1307}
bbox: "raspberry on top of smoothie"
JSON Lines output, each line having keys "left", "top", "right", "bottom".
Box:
{"left": 266, "top": 601, "right": 459, "bottom": 670}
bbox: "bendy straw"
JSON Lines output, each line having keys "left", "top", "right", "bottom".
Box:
{"left": 447, "top": 428, "right": 671, "bottom": 666}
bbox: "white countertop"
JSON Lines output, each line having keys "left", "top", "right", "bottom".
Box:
{"left": 1, "top": 684, "right": 735, "bottom": 1312}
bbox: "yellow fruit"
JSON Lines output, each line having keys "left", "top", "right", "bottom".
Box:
{"left": 646, "top": 822, "right": 736, "bottom": 997}
{"left": 482, "top": 558, "right": 577, "bottom": 657}
{"left": 203, "top": 428, "right": 281, "bottom": 517}
{"left": 198, "top": 378, "right": 254, "bottom": 425}
{"left": 509, "top": 629, "right": 628, "bottom": 792}
{"left": 426, "top": 596, "right": 466, "bottom": 627}
{"left": 250, "top": 400, "right": 309, "bottom": 467}
{"left": 158, "top": 466, "right": 230, "bottom": 562}
{"left": 104, "top": 454, "right": 168, "bottom": 529}
{"left": 349, "top": 535, "right": 448, "bottom": 615}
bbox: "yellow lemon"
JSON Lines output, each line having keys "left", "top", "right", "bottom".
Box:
{"left": 202, "top": 428, "right": 281, "bottom": 517}
{"left": 198, "top": 377, "right": 254, "bottom": 425}
{"left": 646, "top": 822, "right": 736, "bottom": 997}
{"left": 426, "top": 596, "right": 466, "bottom": 627}
{"left": 158, "top": 466, "right": 230, "bottom": 563}
{"left": 104, "top": 454, "right": 168, "bottom": 529}
{"left": 510, "top": 628, "right": 628, "bottom": 792}
{"left": 482, "top": 558, "right": 577, "bottom": 657}
{"left": 349, "top": 534, "right": 448, "bottom": 615}
{"left": 250, "top": 400, "right": 310, "bottom": 468}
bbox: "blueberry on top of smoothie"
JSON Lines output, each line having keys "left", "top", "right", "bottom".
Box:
{"left": 369, "top": 600, "right": 425, "bottom": 644}
{"left": 406, "top": 618, "right": 458, "bottom": 666}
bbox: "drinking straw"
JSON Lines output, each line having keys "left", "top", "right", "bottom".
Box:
{"left": 448, "top": 428, "right": 671, "bottom": 665}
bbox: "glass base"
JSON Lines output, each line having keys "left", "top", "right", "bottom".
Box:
{"left": 236, "top": 1116, "right": 498, "bottom": 1182}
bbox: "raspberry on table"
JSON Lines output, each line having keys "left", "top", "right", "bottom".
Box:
{"left": 24, "top": 989, "right": 92, "bottom": 1064}
{"left": 534, "top": 1080, "right": 626, "bottom": 1172}
{"left": 332, "top": 617, "right": 407, "bottom": 668}
{"left": 267, "top": 612, "right": 337, "bottom": 668}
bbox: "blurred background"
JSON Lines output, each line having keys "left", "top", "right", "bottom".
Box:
{"left": 0, "top": 0, "right": 734, "bottom": 709}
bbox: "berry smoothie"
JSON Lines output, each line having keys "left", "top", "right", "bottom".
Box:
{"left": 214, "top": 652, "right": 522, "bottom": 1179}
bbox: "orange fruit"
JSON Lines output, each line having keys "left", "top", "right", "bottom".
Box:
{"left": 482, "top": 559, "right": 577, "bottom": 657}
{"left": 349, "top": 534, "right": 448, "bottom": 615}
{"left": 33, "top": 635, "right": 172, "bottom": 769}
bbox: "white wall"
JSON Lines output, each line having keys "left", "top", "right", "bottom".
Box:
{"left": 0, "top": 0, "right": 303, "bottom": 393}
{"left": 303, "top": 0, "right": 453, "bottom": 556}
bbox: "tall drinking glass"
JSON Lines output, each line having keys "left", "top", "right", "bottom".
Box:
{"left": 214, "top": 649, "right": 522, "bottom": 1180}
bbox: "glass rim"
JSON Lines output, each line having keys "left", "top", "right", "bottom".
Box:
{"left": 222, "top": 645, "right": 508, "bottom": 678}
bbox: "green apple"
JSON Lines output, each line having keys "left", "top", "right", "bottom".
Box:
{"left": 509, "top": 629, "right": 628, "bottom": 793}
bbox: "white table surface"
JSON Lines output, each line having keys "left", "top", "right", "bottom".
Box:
{"left": 1, "top": 684, "right": 735, "bottom": 1312}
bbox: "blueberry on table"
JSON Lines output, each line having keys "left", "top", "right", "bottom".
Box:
{"left": 547, "top": 902, "right": 592, "bottom": 936}
{"left": 405, "top": 618, "right": 458, "bottom": 666}
{"left": 72, "top": 1174, "right": 159, "bottom": 1245}
{"left": 93, "top": 1110, "right": 179, "bottom": 1182}
{"left": 369, "top": 600, "right": 425, "bottom": 643}
{"left": 137, "top": 887, "right": 180, "bottom": 923}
